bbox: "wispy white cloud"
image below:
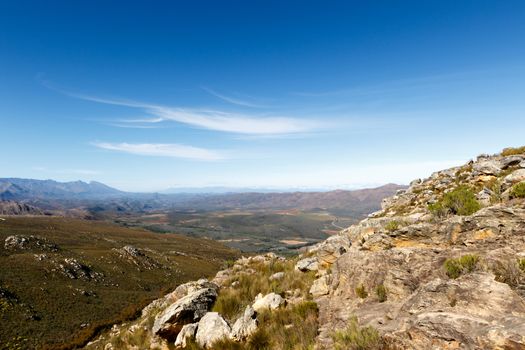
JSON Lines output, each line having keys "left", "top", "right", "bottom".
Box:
{"left": 45, "top": 84, "right": 322, "bottom": 135}
{"left": 144, "top": 106, "right": 321, "bottom": 135}
{"left": 202, "top": 87, "right": 269, "bottom": 108}
{"left": 92, "top": 142, "right": 225, "bottom": 161}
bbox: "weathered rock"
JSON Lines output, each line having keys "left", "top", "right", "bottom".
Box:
{"left": 252, "top": 292, "right": 284, "bottom": 312}
{"left": 295, "top": 257, "right": 318, "bottom": 272}
{"left": 174, "top": 323, "right": 198, "bottom": 348}
{"left": 171, "top": 279, "right": 219, "bottom": 301}
{"left": 361, "top": 233, "right": 393, "bottom": 251}
{"left": 503, "top": 169, "right": 525, "bottom": 189}
{"left": 153, "top": 287, "right": 218, "bottom": 340}
{"left": 499, "top": 155, "right": 525, "bottom": 169}
{"left": 310, "top": 275, "right": 330, "bottom": 297}
{"left": 473, "top": 160, "right": 502, "bottom": 176}
{"left": 195, "top": 312, "right": 231, "bottom": 348}
{"left": 230, "top": 306, "right": 258, "bottom": 341}
{"left": 476, "top": 188, "right": 493, "bottom": 206}
{"left": 269, "top": 272, "right": 285, "bottom": 281}
{"left": 315, "top": 235, "right": 351, "bottom": 268}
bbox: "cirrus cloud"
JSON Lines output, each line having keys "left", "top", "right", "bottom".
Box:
{"left": 92, "top": 142, "right": 225, "bottom": 161}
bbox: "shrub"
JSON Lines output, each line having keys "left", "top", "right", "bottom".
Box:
{"left": 375, "top": 285, "right": 387, "bottom": 303}
{"left": 247, "top": 328, "right": 271, "bottom": 350}
{"left": 384, "top": 221, "right": 400, "bottom": 232}
{"left": 493, "top": 259, "right": 524, "bottom": 288}
{"left": 501, "top": 146, "right": 525, "bottom": 156}
{"left": 444, "top": 254, "right": 480, "bottom": 279}
{"left": 355, "top": 284, "right": 368, "bottom": 299}
{"left": 510, "top": 182, "right": 525, "bottom": 199}
{"left": 255, "top": 301, "right": 318, "bottom": 350}
{"left": 429, "top": 186, "right": 481, "bottom": 217}
{"left": 519, "top": 258, "right": 525, "bottom": 272}
{"left": 331, "top": 316, "right": 383, "bottom": 350}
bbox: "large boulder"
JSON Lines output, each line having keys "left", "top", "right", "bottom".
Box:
{"left": 195, "top": 312, "right": 231, "bottom": 348}
{"left": 499, "top": 155, "right": 525, "bottom": 169}
{"left": 473, "top": 160, "right": 502, "bottom": 176}
{"left": 252, "top": 292, "right": 284, "bottom": 312}
{"left": 174, "top": 323, "right": 198, "bottom": 348}
{"left": 152, "top": 287, "right": 218, "bottom": 340}
{"left": 230, "top": 306, "right": 258, "bottom": 341}
{"left": 295, "top": 257, "right": 318, "bottom": 272}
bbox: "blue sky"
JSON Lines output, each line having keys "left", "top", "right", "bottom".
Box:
{"left": 1, "top": 1, "right": 525, "bottom": 191}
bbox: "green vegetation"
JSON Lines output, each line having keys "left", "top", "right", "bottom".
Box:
{"left": 510, "top": 182, "right": 525, "bottom": 199}
{"left": 428, "top": 185, "right": 481, "bottom": 217}
{"left": 375, "top": 284, "right": 387, "bottom": 303}
{"left": 384, "top": 220, "right": 400, "bottom": 232}
{"left": 331, "top": 316, "right": 383, "bottom": 350}
{"left": 355, "top": 284, "right": 368, "bottom": 299}
{"left": 444, "top": 254, "right": 480, "bottom": 279}
{"left": 185, "top": 257, "right": 319, "bottom": 350}
{"left": 519, "top": 258, "right": 525, "bottom": 272}
{"left": 493, "top": 258, "right": 525, "bottom": 289}
{"left": 0, "top": 217, "right": 239, "bottom": 349}
{"left": 501, "top": 146, "right": 525, "bottom": 156}
{"left": 184, "top": 302, "right": 318, "bottom": 350}
{"left": 212, "top": 258, "right": 315, "bottom": 322}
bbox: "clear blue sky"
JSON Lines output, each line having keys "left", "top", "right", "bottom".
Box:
{"left": 1, "top": 1, "right": 524, "bottom": 191}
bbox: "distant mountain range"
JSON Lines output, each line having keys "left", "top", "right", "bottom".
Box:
{"left": 170, "top": 184, "right": 405, "bottom": 214}
{"left": 0, "top": 178, "right": 405, "bottom": 216}
{"left": 0, "top": 178, "right": 123, "bottom": 200}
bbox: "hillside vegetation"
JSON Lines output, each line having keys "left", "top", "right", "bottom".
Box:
{"left": 0, "top": 217, "right": 239, "bottom": 350}
{"left": 86, "top": 147, "right": 525, "bottom": 350}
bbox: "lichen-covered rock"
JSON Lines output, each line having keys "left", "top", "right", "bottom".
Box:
{"left": 230, "top": 306, "right": 258, "bottom": 341}
{"left": 195, "top": 312, "right": 231, "bottom": 348}
{"left": 153, "top": 287, "right": 218, "bottom": 340}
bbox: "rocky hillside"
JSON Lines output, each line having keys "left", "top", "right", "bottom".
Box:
{"left": 84, "top": 146, "right": 525, "bottom": 350}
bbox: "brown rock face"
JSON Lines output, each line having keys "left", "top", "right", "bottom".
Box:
{"left": 307, "top": 149, "right": 525, "bottom": 349}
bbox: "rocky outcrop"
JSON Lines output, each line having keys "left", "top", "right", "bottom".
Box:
{"left": 299, "top": 148, "right": 525, "bottom": 349}
{"left": 152, "top": 284, "right": 218, "bottom": 340}
{"left": 4, "top": 235, "right": 59, "bottom": 252}
{"left": 195, "top": 312, "right": 231, "bottom": 348}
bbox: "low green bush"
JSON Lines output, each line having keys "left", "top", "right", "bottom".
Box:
{"left": 501, "top": 146, "right": 525, "bottom": 156}
{"left": 331, "top": 316, "right": 383, "bottom": 350}
{"left": 355, "top": 284, "right": 368, "bottom": 299}
{"left": 429, "top": 185, "right": 481, "bottom": 217}
{"left": 375, "top": 285, "right": 387, "bottom": 303}
{"left": 519, "top": 258, "right": 525, "bottom": 272}
{"left": 510, "top": 182, "right": 525, "bottom": 199}
{"left": 444, "top": 254, "right": 480, "bottom": 279}
{"left": 384, "top": 221, "right": 400, "bottom": 232}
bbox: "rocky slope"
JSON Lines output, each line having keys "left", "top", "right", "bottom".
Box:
{"left": 84, "top": 146, "right": 525, "bottom": 350}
